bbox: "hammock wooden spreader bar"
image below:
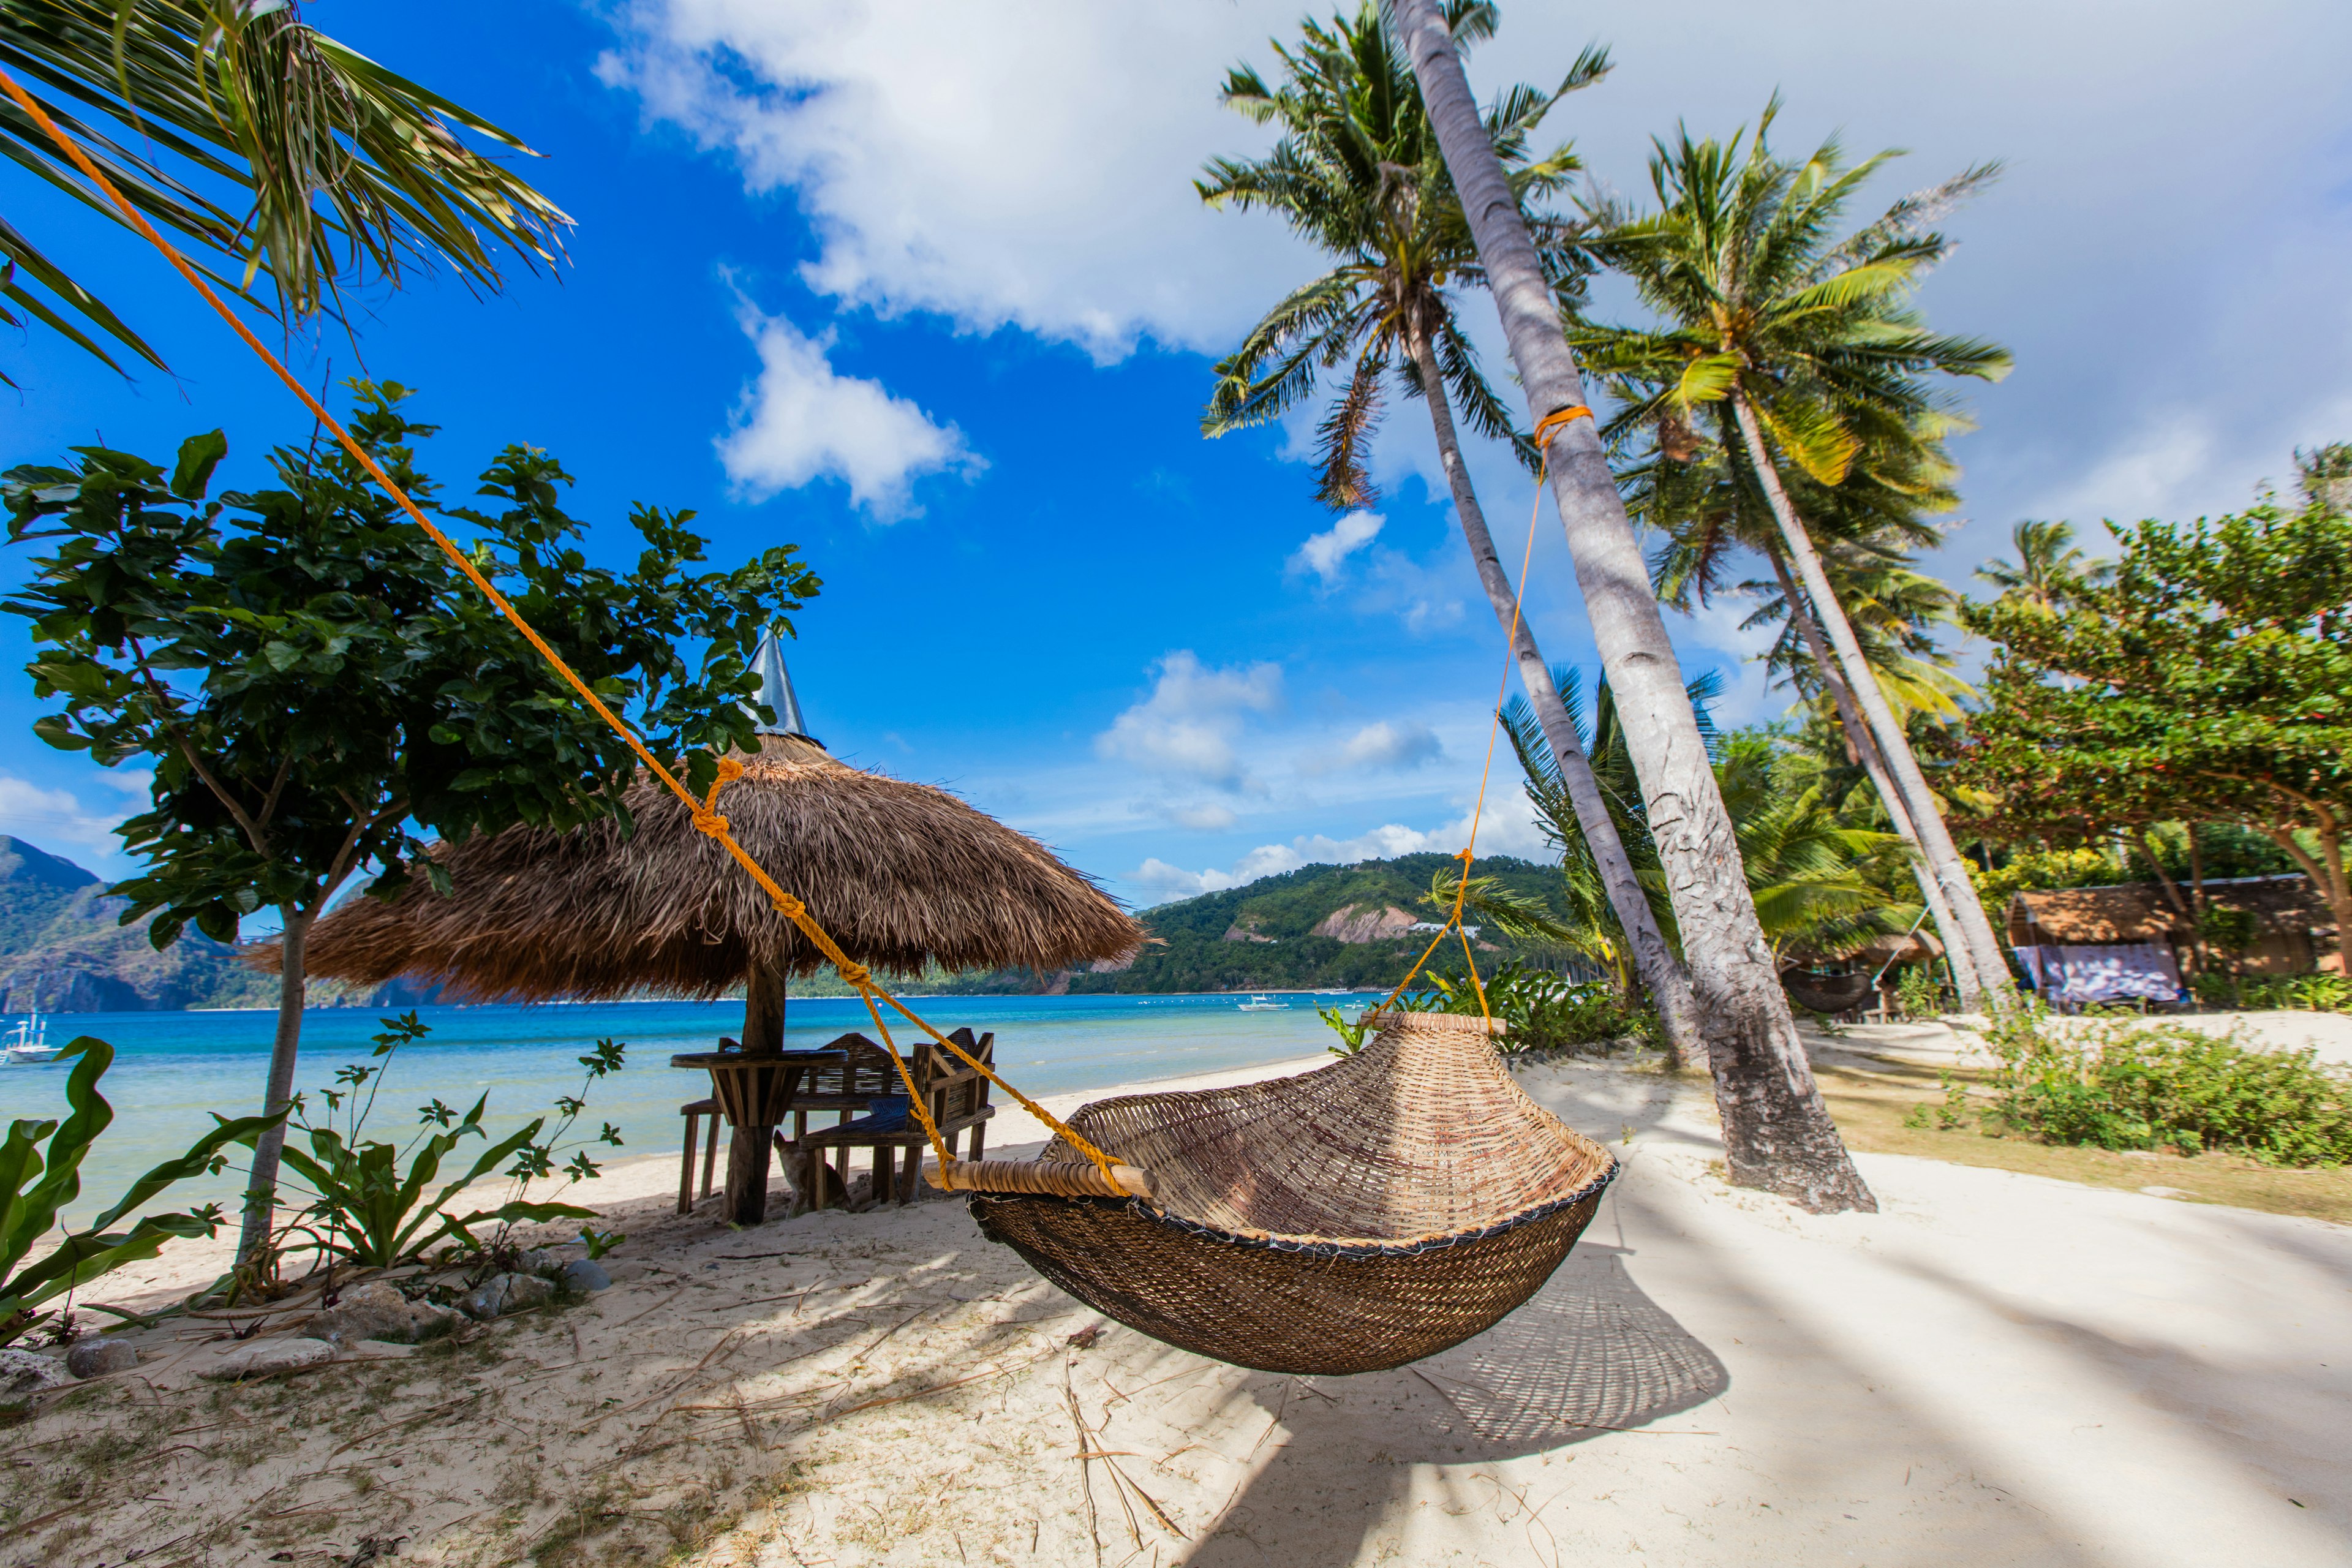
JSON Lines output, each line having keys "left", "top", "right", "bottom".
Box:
{"left": 0, "top": 65, "right": 1126, "bottom": 1196}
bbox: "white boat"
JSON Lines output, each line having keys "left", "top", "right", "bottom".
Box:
{"left": 1235, "top": 994, "right": 1291, "bottom": 1011}
{"left": 2, "top": 1011, "right": 59, "bottom": 1065}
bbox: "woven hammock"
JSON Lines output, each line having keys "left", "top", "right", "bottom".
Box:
{"left": 1781, "top": 968, "right": 1877, "bottom": 1016}
{"left": 966, "top": 1011, "right": 1618, "bottom": 1376}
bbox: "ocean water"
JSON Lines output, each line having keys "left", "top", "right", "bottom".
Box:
{"left": 0, "top": 991, "right": 1375, "bottom": 1227}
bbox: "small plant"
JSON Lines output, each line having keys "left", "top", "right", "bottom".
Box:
{"left": 2, "top": 1038, "right": 279, "bottom": 1343}
{"left": 1893, "top": 965, "right": 1947, "bottom": 1021}
{"left": 578, "top": 1226, "right": 625, "bottom": 1261}
{"left": 1904, "top": 1069, "right": 1974, "bottom": 1131}
{"left": 273, "top": 1014, "right": 625, "bottom": 1270}
{"left": 1978, "top": 1005, "right": 2352, "bottom": 1165}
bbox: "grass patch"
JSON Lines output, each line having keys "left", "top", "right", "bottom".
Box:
{"left": 1815, "top": 1055, "right": 2352, "bottom": 1225}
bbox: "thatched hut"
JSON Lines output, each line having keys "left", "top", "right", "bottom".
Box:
{"left": 263, "top": 635, "right": 1139, "bottom": 1219}
{"left": 278, "top": 638, "right": 1140, "bottom": 1001}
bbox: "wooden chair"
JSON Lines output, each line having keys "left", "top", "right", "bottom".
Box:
{"left": 785, "top": 1028, "right": 997, "bottom": 1210}
{"left": 676, "top": 1098, "right": 723, "bottom": 1215}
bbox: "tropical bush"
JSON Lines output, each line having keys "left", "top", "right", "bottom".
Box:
{"left": 1319, "top": 960, "right": 1655, "bottom": 1057}
{"left": 273, "top": 1013, "right": 624, "bottom": 1271}
{"left": 2, "top": 1038, "right": 277, "bottom": 1344}
{"left": 2192, "top": 971, "right": 2351, "bottom": 1013}
{"left": 1972, "top": 1009, "right": 2352, "bottom": 1166}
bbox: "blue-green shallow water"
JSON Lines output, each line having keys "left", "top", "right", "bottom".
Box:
{"left": 0, "top": 992, "right": 1376, "bottom": 1226}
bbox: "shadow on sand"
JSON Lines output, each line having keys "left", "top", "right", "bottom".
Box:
{"left": 1180, "top": 1235, "right": 1725, "bottom": 1566}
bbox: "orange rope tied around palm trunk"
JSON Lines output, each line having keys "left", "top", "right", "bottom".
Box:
{"left": 1363, "top": 403, "right": 1591, "bottom": 1028}
{"left": 0, "top": 67, "right": 1111, "bottom": 1189}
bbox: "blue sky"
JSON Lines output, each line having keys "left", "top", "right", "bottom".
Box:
{"left": 2, "top": 0, "right": 2348, "bottom": 913}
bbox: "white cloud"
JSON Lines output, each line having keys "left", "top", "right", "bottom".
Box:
{"left": 1319, "top": 720, "right": 1442, "bottom": 774}
{"left": 1131, "top": 786, "right": 1552, "bottom": 902}
{"left": 596, "top": 1, "right": 1309, "bottom": 360}
{"left": 1165, "top": 803, "right": 1238, "bottom": 831}
{"left": 1095, "top": 650, "right": 1283, "bottom": 789}
{"left": 1287, "top": 510, "right": 1384, "bottom": 586}
{"left": 0, "top": 772, "right": 137, "bottom": 869}
{"left": 718, "top": 306, "right": 979, "bottom": 518}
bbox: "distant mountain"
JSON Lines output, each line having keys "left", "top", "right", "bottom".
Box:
{"left": 0, "top": 837, "right": 433, "bottom": 1013}
{"left": 1064, "top": 852, "right": 1583, "bottom": 995}
{"left": 0, "top": 836, "right": 276, "bottom": 1011}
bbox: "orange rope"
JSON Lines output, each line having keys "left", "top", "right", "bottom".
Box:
{"left": 0, "top": 66, "right": 1109, "bottom": 1186}
{"left": 1361, "top": 405, "right": 1591, "bottom": 1026}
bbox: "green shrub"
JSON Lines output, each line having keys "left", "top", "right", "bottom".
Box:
{"left": 2193, "top": 971, "right": 2351, "bottom": 1013}
{"left": 274, "top": 1012, "right": 625, "bottom": 1269}
{"left": 2, "top": 1038, "right": 279, "bottom": 1343}
{"left": 1893, "top": 966, "right": 1947, "bottom": 1020}
{"left": 1316, "top": 961, "right": 1656, "bottom": 1057}
{"left": 1979, "top": 1008, "right": 2352, "bottom": 1166}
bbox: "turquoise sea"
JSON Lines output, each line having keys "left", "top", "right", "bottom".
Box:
{"left": 0, "top": 992, "right": 1376, "bottom": 1226}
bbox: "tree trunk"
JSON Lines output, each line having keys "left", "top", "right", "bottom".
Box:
{"left": 724, "top": 968, "right": 788, "bottom": 1226}
{"left": 1395, "top": 0, "right": 1872, "bottom": 1213}
{"left": 1726, "top": 390, "right": 2018, "bottom": 1009}
{"left": 1763, "top": 545, "right": 1983, "bottom": 1007}
{"left": 2187, "top": 824, "right": 2211, "bottom": 979}
{"left": 237, "top": 906, "right": 311, "bottom": 1264}
{"left": 1402, "top": 319, "right": 1704, "bottom": 1067}
{"left": 2264, "top": 821, "right": 2352, "bottom": 978}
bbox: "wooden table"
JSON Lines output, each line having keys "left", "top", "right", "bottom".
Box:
{"left": 670, "top": 1047, "right": 845, "bottom": 1225}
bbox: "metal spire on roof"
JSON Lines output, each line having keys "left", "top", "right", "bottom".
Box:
{"left": 748, "top": 628, "right": 821, "bottom": 746}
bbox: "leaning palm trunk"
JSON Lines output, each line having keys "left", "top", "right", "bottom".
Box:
{"left": 1403, "top": 320, "right": 1703, "bottom": 1066}
{"left": 1730, "top": 393, "right": 2016, "bottom": 1007}
{"left": 1763, "top": 547, "right": 1984, "bottom": 1008}
{"left": 1395, "top": 0, "right": 1872, "bottom": 1213}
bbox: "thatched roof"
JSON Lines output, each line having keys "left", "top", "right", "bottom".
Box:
{"left": 2007, "top": 875, "right": 2332, "bottom": 946}
{"left": 262, "top": 733, "right": 1141, "bottom": 1002}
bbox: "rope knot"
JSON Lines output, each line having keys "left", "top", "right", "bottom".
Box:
{"left": 837, "top": 962, "right": 872, "bottom": 989}
{"left": 771, "top": 891, "right": 806, "bottom": 920}
{"left": 1533, "top": 404, "right": 1593, "bottom": 449}
{"left": 691, "top": 810, "right": 730, "bottom": 839}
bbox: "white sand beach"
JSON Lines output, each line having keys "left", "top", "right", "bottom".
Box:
{"left": 6, "top": 1033, "right": 2348, "bottom": 1567}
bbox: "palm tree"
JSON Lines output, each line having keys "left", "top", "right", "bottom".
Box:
{"left": 1393, "top": 0, "right": 1873, "bottom": 1213}
{"left": 1199, "top": 2, "right": 1703, "bottom": 1065}
{"left": 1573, "top": 102, "right": 2018, "bottom": 1008}
{"left": 1976, "top": 521, "right": 2113, "bottom": 609}
{"left": 1633, "top": 402, "right": 1989, "bottom": 998}
{"left": 1, "top": 1, "right": 570, "bottom": 379}
{"left": 1502, "top": 669, "right": 1910, "bottom": 975}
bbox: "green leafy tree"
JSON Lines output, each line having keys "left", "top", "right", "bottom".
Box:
{"left": 1197, "top": 2, "right": 1703, "bottom": 1061}
{"left": 1575, "top": 99, "right": 2016, "bottom": 1005}
{"left": 2, "top": 383, "right": 818, "bottom": 1259}
{"left": 1, "top": 0, "right": 569, "bottom": 380}
{"left": 1959, "top": 497, "right": 2352, "bottom": 954}
{"left": 2, "top": 1036, "right": 278, "bottom": 1343}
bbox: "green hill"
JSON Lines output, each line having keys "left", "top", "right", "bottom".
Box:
{"left": 1066, "top": 852, "right": 1581, "bottom": 995}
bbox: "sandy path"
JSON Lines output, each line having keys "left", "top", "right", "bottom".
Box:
{"left": 6, "top": 1043, "right": 2346, "bottom": 1567}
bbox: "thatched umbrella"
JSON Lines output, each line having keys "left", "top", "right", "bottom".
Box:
{"left": 270, "top": 636, "right": 1140, "bottom": 1219}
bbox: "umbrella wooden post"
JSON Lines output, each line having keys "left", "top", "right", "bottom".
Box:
{"left": 725, "top": 970, "right": 784, "bottom": 1224}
